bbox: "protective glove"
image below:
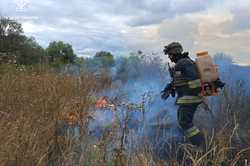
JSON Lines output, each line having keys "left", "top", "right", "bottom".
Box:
{"left": 215, "top": 79, "right": 225, "bottom": 89}
{"left": 171, "top": 88, "right": 176, "bottom": 97}
{"left": 161, "top": 89, "right": 170, "bottom": 100}
{"left": 161, "top": 83, "right": 175, "bottom": 100}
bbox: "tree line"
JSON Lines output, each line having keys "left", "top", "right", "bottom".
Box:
{"left": 0, "top": 17, "right": 115, "bottom": 68}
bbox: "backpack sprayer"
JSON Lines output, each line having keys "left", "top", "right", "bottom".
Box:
{"left": 195, "top": 51, "right": 222, "bottom": 96}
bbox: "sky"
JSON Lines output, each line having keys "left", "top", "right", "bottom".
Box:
{"left": 1, "top": 0, "right": 250, "bottom": 65}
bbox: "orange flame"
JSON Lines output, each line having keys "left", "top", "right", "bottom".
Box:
{"left": 95, "top": 96, "right": 109, "bottom": 109}
{"left": 65, "top": 112, "right": 78, "bottom": 126}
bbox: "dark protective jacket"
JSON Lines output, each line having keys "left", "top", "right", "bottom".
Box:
{"left": 173, "top": 57, "right": 203, "bottom": 105}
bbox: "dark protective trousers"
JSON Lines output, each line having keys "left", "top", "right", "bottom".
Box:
{"left": 177, "top": 104, "right": 205, "bottom": 146}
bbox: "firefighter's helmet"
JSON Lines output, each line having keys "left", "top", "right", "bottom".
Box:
{"left": 163, "top": 42, "right": 183, "bottom": 55}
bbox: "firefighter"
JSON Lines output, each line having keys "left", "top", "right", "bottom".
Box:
{"left": 161, "top": 42, "right": 224, "bottom": 148}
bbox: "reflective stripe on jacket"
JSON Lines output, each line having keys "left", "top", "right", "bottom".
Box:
{"left": 172, "top": 57, "right": 203, "bottom": 105}
{"left": 174, "top": 78, "right": 201, "bottom": 89}
{"left": 176, "top": 95, "right": 203, "bottom": 104}
{"left": 188, "top": 79, "right": 201, "bottom": 88}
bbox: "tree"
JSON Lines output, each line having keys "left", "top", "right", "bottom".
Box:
{"left": 0, "top": 17, "right": 24, "bottom": 53}
{"left": 0, "top": 17, "right": 45, "bottom": 65}
{"left": 17, "top": 37, "right": 45, "bottom": 65}
{"left": 94, "top": 51, "right": 115, "bottom": 68}
{"left": 46, "top": 41, "right": 76, "bottom": 64}
{"left": 0, "top": 17, "right": 23, "bottom": 37}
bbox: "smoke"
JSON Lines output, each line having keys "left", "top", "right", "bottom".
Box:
{"left": 85, "top": 53, "right": 186, "bottom": 158}
{"left": 209, "top": 54, "right": 250, "bottom": 116}
{"left": 62, "top": 52, "right": 250, "bottom": 159}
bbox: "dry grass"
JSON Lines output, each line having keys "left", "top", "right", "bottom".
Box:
{"left": 0, "top": 66, "right": 249, "bottom": 166}
{"left": 0, "top": 66, "right": 111, "bottom": 166}
{"left": 126, "top": 84, "right": 250, "bottom": 166}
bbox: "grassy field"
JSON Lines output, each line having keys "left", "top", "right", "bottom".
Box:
{"left": 0, "top": 66, "right": 249, "bottom": 166}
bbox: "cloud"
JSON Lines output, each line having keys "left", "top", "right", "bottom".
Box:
{"left": 125, "top": 0, "right": 217, "bottom": 26}
{"left": 0, "top": 0, "right": 250, "bottom": 64}
{"left": 135, "top": 10, "right": 250, "bottom": 64}
{"left": 224, "top": 5, "right": 250, "bottom": 33}
{"left": 170, "top": 0, "right": 214, "bottom": 13}
{"left": 158, "top": 15, "right": 199, "bottom": 50}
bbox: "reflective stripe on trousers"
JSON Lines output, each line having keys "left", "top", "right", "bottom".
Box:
{"left": 185, "top": 126, "right": 201, "bottom": 138}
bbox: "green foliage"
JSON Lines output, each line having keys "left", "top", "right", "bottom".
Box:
{"left": 46, "top": 41, "right": 76, "bottom": 65}
{"left": 0, "top": 17, "right": 23, "bottom": 36}
{"left": 0, "top": 17, "right": 24, "bottom": 53}
{"left": 0, "top": 17, "right": 46, "bottom": 65}
{"left": 127, "top": 55, "right": 141, "bottom": 66}
{"left": 74, "top": 57, "right": 85, "bottom": 65}
{"left": 17, "top": 37, "right": 46, "bottom": 65}
{"left": 124, "top": 55, "right": 141, "bottom": 79}
{"left": 94, "top": 51, "right": 115, "bottom": 69}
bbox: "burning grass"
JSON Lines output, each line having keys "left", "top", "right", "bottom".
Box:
{"left": 0, "top": 66, "right": 249, "bottom": 166}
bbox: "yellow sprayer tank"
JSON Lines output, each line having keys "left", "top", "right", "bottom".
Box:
{"left": 195, "top": 51, "right": 219, "bottom": 83}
